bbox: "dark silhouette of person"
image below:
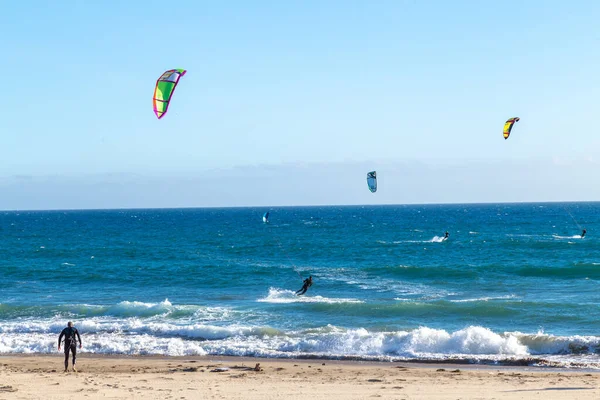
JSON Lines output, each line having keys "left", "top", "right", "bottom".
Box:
{"left": 296, "top": 276, "right": 313, "bottom": 296}
{"left": 58, "top": 321, "right": 82, "bottom": 372}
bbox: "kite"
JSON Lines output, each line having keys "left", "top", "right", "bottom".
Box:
{"left": 153, "top": 69, "right": 186, "bottom": 119}
{"left": 503, "top": 117, "right": 520, "bottom": 140}
{"left": 367, "top": 171, "right": 377, "bottom": 193}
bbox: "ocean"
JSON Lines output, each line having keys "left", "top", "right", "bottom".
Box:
{"left": 1, "top": 203, "right": 599, "bottom": 368}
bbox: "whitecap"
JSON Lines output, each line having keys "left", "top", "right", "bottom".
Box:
{"left": 257, "top": 288, "right": 363, "bottom": 304}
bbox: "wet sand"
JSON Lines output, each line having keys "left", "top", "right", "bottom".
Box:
{"left": 0, "top": 354, "right": 599, "bottom": 399}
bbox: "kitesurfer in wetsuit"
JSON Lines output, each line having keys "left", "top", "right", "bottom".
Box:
{"left": 296, "top": 276, "right": 313, "bottom": 296}
{"left": 581, "top": 229, "right": 587, "bottom": 238}
{"left": 58, "top": 321, "right": 82, "bottom": 372}
{"left": 444, "top": 231, "right": 449, "bottom": 239}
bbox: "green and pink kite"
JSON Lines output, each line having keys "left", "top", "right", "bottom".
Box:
{"left": 152, "top": 69, "right": 186, "bottom": 119}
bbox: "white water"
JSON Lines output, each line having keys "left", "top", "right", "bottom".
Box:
{"left": 1, "top": 303, "right": 600, "bottom": 368}
{"left": 257, "top": 288, "right": 363, "bottom": 304}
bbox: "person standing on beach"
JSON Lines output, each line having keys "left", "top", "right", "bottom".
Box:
{"left": 58, "top": 321, "right": 82, "bottom": 372}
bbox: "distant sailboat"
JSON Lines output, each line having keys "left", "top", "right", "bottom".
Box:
{"left": 263, "top": 212, "right": 270, "bottom": 223}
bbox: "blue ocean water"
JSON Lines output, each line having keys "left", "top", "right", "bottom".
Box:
{"left": 1, "top": 203, "right": 599, "bottom": 367}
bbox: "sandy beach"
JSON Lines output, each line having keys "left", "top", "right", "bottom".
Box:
{"left": 0, "top": 355, "right": 598, "bottom": 399}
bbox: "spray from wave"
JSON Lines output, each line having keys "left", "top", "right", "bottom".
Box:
{"left": 257, "top": 288, "right": 363, "bottom": 304}
{"left": 1, "top": 299, "right": 600, "bottom": 368}
{"left": 429, "top": 236, "right": 447, "bottom": 243}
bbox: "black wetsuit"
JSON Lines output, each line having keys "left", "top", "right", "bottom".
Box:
{"left": 581, "top": 230, "right": 587, "bottom": 238}
{"left": 296, "top": 278, "right": 312, "bottom": 296}
{"left": 58, "top": 327, "right": 81, "bottom": 370}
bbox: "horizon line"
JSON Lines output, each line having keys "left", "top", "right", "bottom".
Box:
{"left": 2, "top": 200, "right": 598, "bottom": 213}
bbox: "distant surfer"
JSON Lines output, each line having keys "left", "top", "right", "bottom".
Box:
{"left": 58, "top": 321, "right": 82, "bottom": 372}
{"left": 581, "top": 229, "right": 586, "bottom": 238}
{"left": 444, "top": 231, "right": 449, "bottom": 240}
{"left": 296, "top": 276, "right": 313, "bottom": 296}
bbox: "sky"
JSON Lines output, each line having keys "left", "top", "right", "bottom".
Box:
{"left": 1, "top": 0, "right": 599, "bottom": 209}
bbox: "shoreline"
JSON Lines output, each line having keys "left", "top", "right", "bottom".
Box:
{"left": 1, "top": 354, "right": 599, "bottom": 399}
{"left": 2, "top": 352, "right": 598, "bottom": 371}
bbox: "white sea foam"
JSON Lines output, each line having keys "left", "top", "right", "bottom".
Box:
{"left": 450, "top": 295, "right": 517, "bottom": 303}
{"left": 375, "top": 237, "right": 450, "bottom": 244}
{"left": 552, "top": 235, "right": 582, "bottom": 239}
{"left": 0, "top": 300, "right": 240, "bottom": 326}
{"left": 322, "top": 271, "right": 447, "bottom": 298}
{"left": 397, "top": 326, "right": 528, "bottom": 356}
{"left": 1, "top": 319, "right": 600, "bottom": 367}
{"left": 257, "top": 288, "right": 363, "bottom": 304}
{"left": 0, "top": 331, "right": 209, "bottom": 356}
{"left": 429, "top": 236, "right": 447, "bottom": 243}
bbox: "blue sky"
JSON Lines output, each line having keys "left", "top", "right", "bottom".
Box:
{"left": 1, "top": 1, "right": 599, "bottom": 208}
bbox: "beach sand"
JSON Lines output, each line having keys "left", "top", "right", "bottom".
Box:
{"left": 0, "top": 355, "right": 598, "bottom": 399}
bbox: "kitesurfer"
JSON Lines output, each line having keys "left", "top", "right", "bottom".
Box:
{"left": 581, "top": 229, "right": 587, "bottom": 238}
{"left": 444, "top": 231, "right": 449, "bottom": 239}
{"left": 58, "top": 321, "right": 82, "bottom": 372}
{"left": 503, "top": 117, "right": 520, "bottom": 140}
{"left": 296, "top": 276, "right": 313, "bottom": 296}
